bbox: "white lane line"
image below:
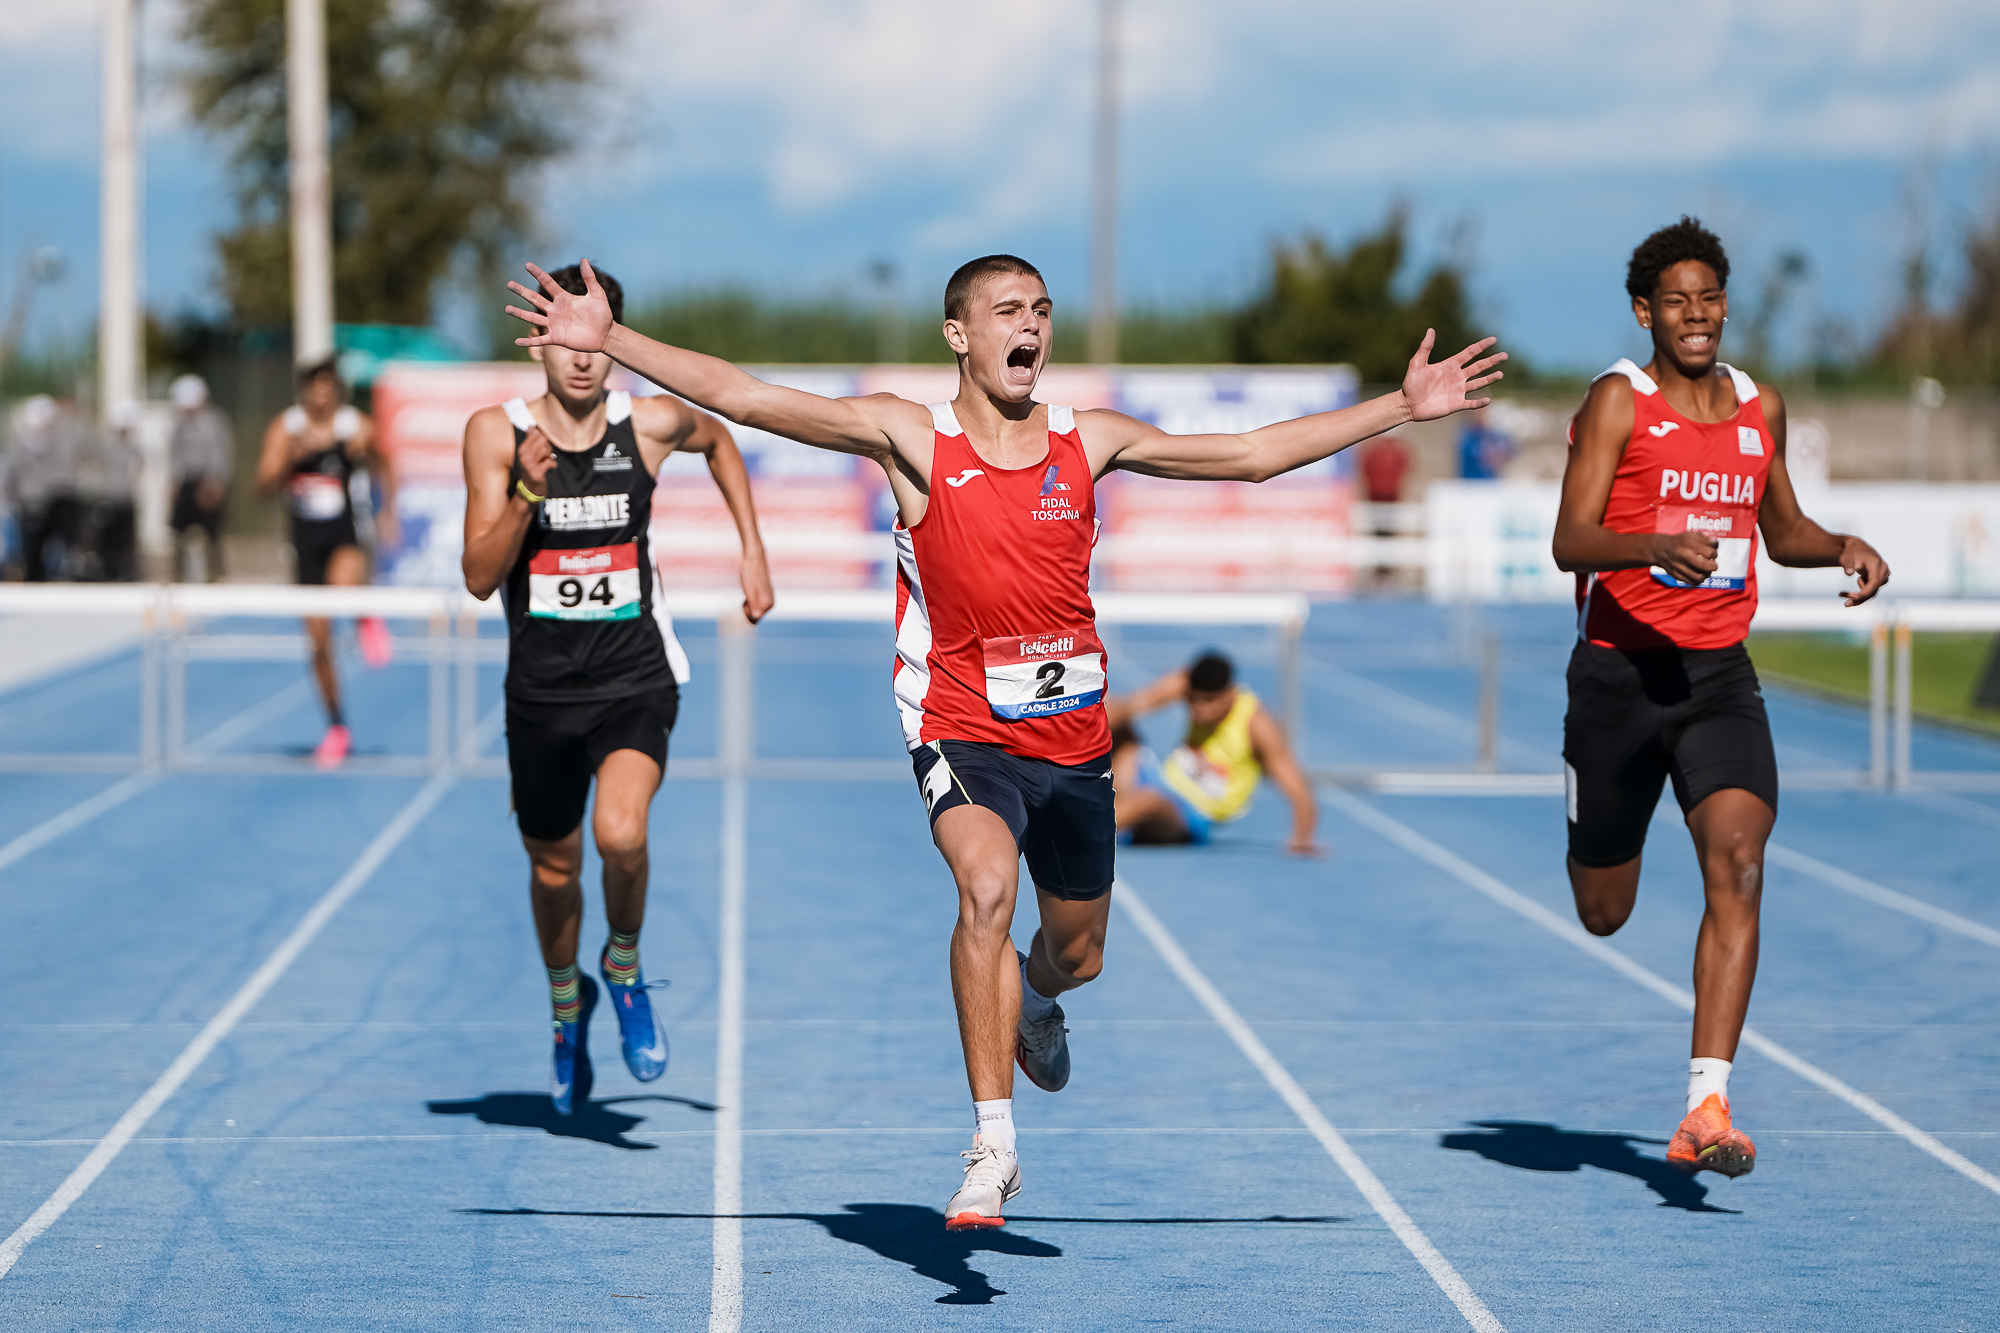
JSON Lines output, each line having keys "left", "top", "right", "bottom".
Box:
{"left": 0, "top": 678, "right": 315, "bottom": 877}
{"left": 1767, "top": 842, "right": 2000, "bottom": 951}
{"left": 707, "top": 776, "right": 747, "bottom": 1333}
{"left": 1323, "top": 787, "right": 2000, "bottom": 1200}
{"left": 0, "top": 772, "right": 454, "bottom": 1279}
{"left": 181, "top": 679, "right": 314, "bottom": 757}
{"left": 1115, "top": 877, "right": 1507, "bottom": 1333}
{"left": 0, "top": 773, "right": 158, "bottom": 875}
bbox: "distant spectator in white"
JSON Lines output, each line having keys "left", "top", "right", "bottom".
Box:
{"left": 168, "top": 374, "right": 235, "bottom": 581}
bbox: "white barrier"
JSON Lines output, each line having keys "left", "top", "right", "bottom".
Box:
{"left": 0, "top": 584, "right": 1309, "bottom": 780}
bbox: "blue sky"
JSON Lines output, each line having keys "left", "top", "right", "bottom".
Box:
{"left": 2, "top": 0, "right": 1997, "bottom": 372}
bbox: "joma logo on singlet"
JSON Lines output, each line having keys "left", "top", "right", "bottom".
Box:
{"left": 541, "top": 494, "right": 630, "bottom": 530}
{"left": 1659, "top": 470, "right": 1756, "bottom": 505}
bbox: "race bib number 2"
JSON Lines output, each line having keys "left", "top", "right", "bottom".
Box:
{"left": 528, "top": 543, "right": 642, "bottom": 621}
{"left": 1650, "top": 507, "right": 1752, "bottom": 589}
{"left": 982, "top": 628, "right": 1107, "bottom": 721}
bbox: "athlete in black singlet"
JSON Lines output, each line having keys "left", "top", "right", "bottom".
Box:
{"left": 461, "top": 264, "right": 774, "bottom": 1114}
{"left": 255, "top": 357, "right": 399, "bottom": 768}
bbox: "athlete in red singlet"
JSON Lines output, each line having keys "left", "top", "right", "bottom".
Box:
{"left": 1554, "top": 217, "right": 1888, "bottom": 1180}
{"left": 507, "top": 253, "right": 1503, "bottom": 1228}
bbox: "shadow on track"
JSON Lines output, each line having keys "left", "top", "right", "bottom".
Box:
{"left": 424, "top": 1092, "right": 716, "bottom": 1151}
{"left": 459, "top": 1204, "right": 1345, "bottom": 1304}
{"left": 1440, "top": 1120, "right": 1739, "bottom": 1213}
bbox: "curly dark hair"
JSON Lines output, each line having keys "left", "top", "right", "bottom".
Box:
{"left": 1625, "top": 216, "right": 1729, "bottom": 300}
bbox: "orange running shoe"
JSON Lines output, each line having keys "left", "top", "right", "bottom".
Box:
{"left": 1667, "top": 1093, "right": 1756, "bottom": 1177}
{"left": 358, "top": 616, "right": 394, "bottom": 669}
{"left": 313, "top": 723, "right": 352, "bottom": 770}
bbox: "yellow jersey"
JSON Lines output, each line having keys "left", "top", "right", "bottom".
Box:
{"left": 1162, "top": 689, "right": 1262, "bottom": 823}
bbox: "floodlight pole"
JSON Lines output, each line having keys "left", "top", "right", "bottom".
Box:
{"left": 99, "top": 0, "right": 142, "bottom": 420}
{"left": 287, "top": 0, "right": 335, "bottom": 364}
{"left": 1088, "top": 0, "right": 1121, "bottom": 366}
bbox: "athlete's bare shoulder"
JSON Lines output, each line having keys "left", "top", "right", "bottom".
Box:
{"left": 1072, "top": 406, "right": 1153, "bottom": 473}
{"left": 461, "top": 403, "right": 517, "bottom": 467}
{"left": 1572, "top": 372, "right": 1636, "bottom": 451}
{"left": 628, "top": 390, "right": 698, "bottom": 445}
{"left": 845, "top": 392, "right": 936, "bottom": 449}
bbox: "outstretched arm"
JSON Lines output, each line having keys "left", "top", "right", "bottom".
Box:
{"left": 1086, "top": 330, "right": 1505, "bottom": 482}
{"left": 1753, "top": 388, "right": 1888, "bottom": 606}
{"left": 507, "top": 260, "right": 928, "bottom": 460}
{"left": 1250, "top": 706, "right": 1320, "bottom": 856}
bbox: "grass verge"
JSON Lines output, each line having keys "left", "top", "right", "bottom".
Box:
{"left": 1747, "top": 632, "right": 2000, "bottom": 736}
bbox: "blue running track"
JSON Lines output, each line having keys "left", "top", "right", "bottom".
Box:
{"left": 0, "top": 602, "right": 1995, "bottom": 1329}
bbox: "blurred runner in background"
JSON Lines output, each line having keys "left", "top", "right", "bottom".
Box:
{"left": 256, "top": 357, "right": 399, "bottom": 768}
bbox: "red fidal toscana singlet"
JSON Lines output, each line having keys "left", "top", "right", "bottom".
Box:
{"left": 893, "top": 403, "right": 1111, "bottom": 765}
{"left": 1576, "top": 359, "right": 1774, "bottom": 651}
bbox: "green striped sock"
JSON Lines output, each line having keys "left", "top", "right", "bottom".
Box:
{"left": 548, "top": 962, "right": 580, "bottom": 1024}
{"left": 604, "top": 929, "right": 640, "bottom": 987}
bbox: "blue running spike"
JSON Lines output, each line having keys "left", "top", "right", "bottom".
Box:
{"left": 550, "top": 973, "right": 597, "bottom": 1116}
{"left": 600, "top": 946, "right": 669, "bottom": 1082}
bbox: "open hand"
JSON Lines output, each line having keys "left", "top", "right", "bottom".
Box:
{"left": 1839, "top": 536, "right": 1890, "bottom": 607}
{"left": 507, "top": 259, "right": 614, "bottom": 352}
{"left": 1651, "top": 530, "right": 1719, "bottom": 586}
{"left": 1401, "top": 330, "right": 1507, "bottom": 422}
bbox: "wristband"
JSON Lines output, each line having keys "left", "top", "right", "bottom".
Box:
{"left": 514, "top": 478, "right": 547, "bottom": 505}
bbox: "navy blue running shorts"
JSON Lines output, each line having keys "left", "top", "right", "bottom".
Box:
{"left": 1562, "top": 640, "right": 1778, "bottom": 868}
{"left": 910, "top": 739, "right": 1116, "bottom": 901}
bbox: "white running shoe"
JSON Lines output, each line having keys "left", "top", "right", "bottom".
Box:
{"left": 943, "top": 1137, "right": 1021, "bottom": 1231}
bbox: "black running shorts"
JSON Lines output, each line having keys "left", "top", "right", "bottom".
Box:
{"left": 1562, "top": 640, "right": 1779, "bottom": 868}
{"left": 911, "top": 739, "right": 1116, "bottom": 901}
{"left": 292, "top": 517, "right": 359, "bottom": 586}
{"left": 506, "top": 684, "right": 679, "bottom": 842}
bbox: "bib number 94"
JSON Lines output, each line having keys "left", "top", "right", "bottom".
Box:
{"left": 528, "top": 543, "right": 642, "bottom": 621}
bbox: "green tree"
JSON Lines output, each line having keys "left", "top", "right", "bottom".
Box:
{"left": 183, "top": 0, "right": 596, "bottom": 330}
{"left": 1230, "top": 208, "right": 1479, "bottom": 380}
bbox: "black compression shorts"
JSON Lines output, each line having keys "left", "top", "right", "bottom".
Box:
{"left": 506, "top": 684, "right": 679, "bottom": 842}
{"left": 911, "top": 739, "right": 1116, "bottom": 901}
{"left": 292, "top": 517, "right": 359, "bottom": 586}
{"left": 1562, "top": 640, "right": 1778, "bottom": 868}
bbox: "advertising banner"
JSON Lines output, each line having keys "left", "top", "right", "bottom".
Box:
{"left": 373, "top": 361, "right": 1363, "bottom": 594}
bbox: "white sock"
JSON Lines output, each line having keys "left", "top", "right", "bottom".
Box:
{"left": 1019, "top": 955, "right": 1059, "bottom": 1026}
{"left": 973, "top": 1099, "right": 1016, "bottom": 1151}
{"left": 1688, "top": 1057, "right": 1732, "bottom": 1113}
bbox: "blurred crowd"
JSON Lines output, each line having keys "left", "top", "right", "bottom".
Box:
{"left": 0, "top": 376, "right": 235, "bottom": 582}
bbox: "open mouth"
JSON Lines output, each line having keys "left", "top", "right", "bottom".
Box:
{"left": 1679, "top": 332, "right": 1714, "bottom": 351}
{"left": 1006, "top": 344, "right": 1039, "bottom": 372}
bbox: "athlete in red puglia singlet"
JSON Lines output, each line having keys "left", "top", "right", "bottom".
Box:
{"left": 507, "top": 252, "right": 1504, "bottom": 1229}
{"left": 1553, "top": 217, "right": 1888, "bottom": 1181}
